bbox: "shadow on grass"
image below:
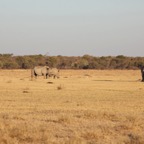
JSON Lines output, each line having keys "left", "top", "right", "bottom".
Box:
{"left": 93, "top": 79, "right": 141, "bottom": 82}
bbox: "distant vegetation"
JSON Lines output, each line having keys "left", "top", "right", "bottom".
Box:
{"left": 0, "top": 53, "right": 144, "bottom": 69}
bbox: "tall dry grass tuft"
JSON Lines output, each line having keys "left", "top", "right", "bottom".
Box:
{"left": 57, "top": 84, "right": 64, "bottom": 90}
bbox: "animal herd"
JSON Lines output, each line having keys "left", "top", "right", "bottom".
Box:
{"left": 31, "top": 66, "right": 59, "bottom": 79}
{"left": 30, "top": 65, "right": 144, "bottom": 82}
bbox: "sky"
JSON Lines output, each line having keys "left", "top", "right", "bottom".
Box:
{"left": 0, "top": 0, "right": 144, "bottom": 56}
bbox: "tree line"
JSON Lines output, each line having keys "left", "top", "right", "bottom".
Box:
{"left": 0, "top": 54, "right": 144, "bottom": 70}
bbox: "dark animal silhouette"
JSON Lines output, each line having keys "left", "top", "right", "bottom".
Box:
{"left": 140, "top": 66, "right": 144, "bottom": 82}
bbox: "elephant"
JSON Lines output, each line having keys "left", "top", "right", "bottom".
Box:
{"left": 48, "top": 68, "right": 60, "bottom": 79}
{"left": 31, "top": 66, "right": 50, "bottom": 79}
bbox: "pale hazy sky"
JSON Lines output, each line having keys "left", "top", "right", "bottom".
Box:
{"left": 0, "top": 0, "right": 144, "bottom": 56}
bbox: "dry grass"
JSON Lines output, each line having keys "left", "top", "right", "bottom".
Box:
{"left": 0, "top": 69, "right": 144, "bottom": 144}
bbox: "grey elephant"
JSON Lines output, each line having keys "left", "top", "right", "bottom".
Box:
{"left": 48, "top": 68, "right": 60, "bottom": 79}
{"left": 31, "top": 66, "right": 50, "bottom": 79}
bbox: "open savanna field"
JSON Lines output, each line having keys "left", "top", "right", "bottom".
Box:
{"left": 0, "top": 69, "right": 144, "bottom": 144}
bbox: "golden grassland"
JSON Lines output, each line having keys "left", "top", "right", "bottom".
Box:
{"left": 0, "top": 69, "right": 144, "bottom": 144}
